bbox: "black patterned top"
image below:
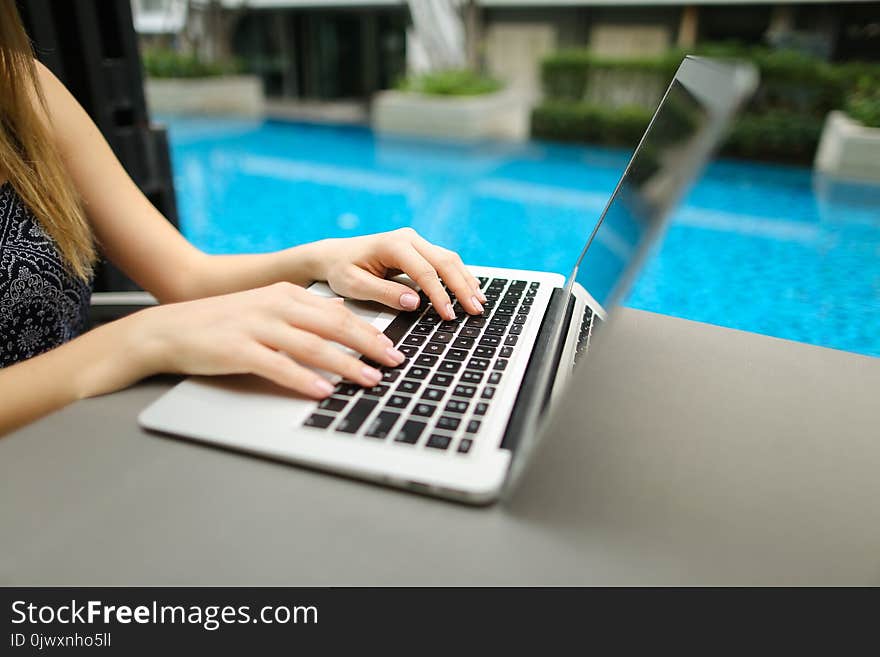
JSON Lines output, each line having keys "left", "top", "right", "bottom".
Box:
{"left": 0, "top": 181, "right": 92, "bottom": 367}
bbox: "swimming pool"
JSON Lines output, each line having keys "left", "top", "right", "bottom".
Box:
{"left": 163, "top": 116, "right": 880, "bottom": 359}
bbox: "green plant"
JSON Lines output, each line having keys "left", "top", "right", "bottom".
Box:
{"left": 142, "top": 48, "right": 241, "bottom": 79}
{"left": 396, "top": 69, "right": 503, "bottom": 96}
{"left": 845, "top": 76, "right": 880, "bottom": 128}
{"left": 722, "top": 110, "right": 824, "bottom": 162}
{"left": 531, "top": 101, "right": 651, "bottom": 145}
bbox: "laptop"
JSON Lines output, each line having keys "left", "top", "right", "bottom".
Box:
{"left": 139, "top": 56, "right": 758, "bottom": 504}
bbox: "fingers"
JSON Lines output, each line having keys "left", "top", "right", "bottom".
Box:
{"left": 243, "top": 343, "right": 337, "bottom": 399}
{"left": 259, "top": 323, "right": 384, "bottom": 389}
{"left": 279, "top": 296, "right": 405, "bottom": 368}
{"left": 330, "top": 265, "right": 422, "bottom": 312}
{"left": 415, "top": 242, "right": 485, "bottom": 315}
{"left": 383, "top": 244, "right": 455, "bottom": 320}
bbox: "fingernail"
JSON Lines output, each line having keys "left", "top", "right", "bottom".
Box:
{"left": 313, "top": 379, "right": 335, "bottom": 396}
{"left": 378, "top": 333, "right": 393, "bottom": 348}
{"left": 386, "top": 346, "right": 405, "bottom": 364}
{"left": 445, "top": 303, "right": 456, "bottom": 320}
{"left": 471, "top": 296, "right": 484, "bottom": 313}
{"left": 400, "top": 293, "right": 420, "bottom": 310}
{"left": 477, "top": 290, "right": 487, "bottom": 303}
{"left": 362, "top": 366, "right": 382, "bottom": 383}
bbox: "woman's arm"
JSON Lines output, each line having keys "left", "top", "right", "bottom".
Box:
{"left": 0, "top": 282, "right": 408, "bottom": 436}
{"left": 37, "top": 63, "right": 487, "bottom": 317}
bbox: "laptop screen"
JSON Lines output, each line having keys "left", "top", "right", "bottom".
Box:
{"left": 569, "top": 78, "right": 711, "bottom": 309}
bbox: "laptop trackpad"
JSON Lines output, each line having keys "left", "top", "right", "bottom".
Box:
{"left": 307, "top": 281, "right": 395, "bottom": 331}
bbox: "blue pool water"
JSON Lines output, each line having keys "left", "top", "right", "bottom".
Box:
{"left": 163, "top": 116, "right": 880, "bottom": 358}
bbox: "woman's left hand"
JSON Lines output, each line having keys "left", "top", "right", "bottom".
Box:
{"left": 310, "top": 228, "right": 487, "bottom": 321}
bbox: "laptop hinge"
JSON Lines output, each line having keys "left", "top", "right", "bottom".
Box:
{"left": 500, "top": 287, "right": 574, "bottom": 453}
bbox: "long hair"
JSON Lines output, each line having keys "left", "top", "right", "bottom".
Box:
{"left": 0, "top": 0, "right": 95, "bottom": 279}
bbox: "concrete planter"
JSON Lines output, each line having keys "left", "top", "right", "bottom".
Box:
{"left": 372, "top": 89, "right": 528, "bottom": 142}
{"left": 145, "top": 75, "right": 264, "bottom": 117}
{"left": 814, "top": 110, "right": 880, "bottom": 184}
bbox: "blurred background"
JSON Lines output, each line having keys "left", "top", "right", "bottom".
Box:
{"left": 17, "top": 1, "right": 880, "bottom": 357}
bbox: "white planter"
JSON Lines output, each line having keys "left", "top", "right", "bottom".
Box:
{"left": 814, "top": 110, "right": 880, "bottom": 184}
{"left": 372, "top": 89, "right": 528, "bottom": 142}
{"left": 145, "top": 75, "right": 264, "bottom": 117}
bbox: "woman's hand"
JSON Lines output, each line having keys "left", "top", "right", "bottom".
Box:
{"left": 310, "top": 228, "right": 487, "bottom": 321}
{"left": 131, "top": 282, "right": 405, "bottom": 398}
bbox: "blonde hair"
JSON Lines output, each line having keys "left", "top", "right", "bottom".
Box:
{"left": 0, "top": 0, "right": 96, "bottom": 279}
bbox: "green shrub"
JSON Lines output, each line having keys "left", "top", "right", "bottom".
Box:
{"left": 142, "top": 48, "right": 241, "bottom": 79}
{"left": 396, "top": 69, "right": 502, "bottom": 96}
{"left": 531, "top": 101, "right": 652, "bottom": 145}
{"left": 722, "top": 111, "right": 824, "bottom": 162}
{"left": 845, "top": 76, "right": 880, "bottom": 128}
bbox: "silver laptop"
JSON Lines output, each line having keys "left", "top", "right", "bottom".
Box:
{"left": 139, "top": 57, "right": 757, "bottom": 504}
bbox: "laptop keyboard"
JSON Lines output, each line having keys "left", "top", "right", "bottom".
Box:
{"left": 574, "top": 305, "right": 602, "bottom": 365}
{"left": 303, "top": 277, "right": 541, "bottom": 454}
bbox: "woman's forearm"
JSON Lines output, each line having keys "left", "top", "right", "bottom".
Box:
{"left": 0, "top": 313, "right": 156, "bottom": 436}
{"left": 183, "top": 241, "right": 331, "bottom": 300}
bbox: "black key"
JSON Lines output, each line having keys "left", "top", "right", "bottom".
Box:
{"left": 466, "top": 420, "right": 481, "bottom": 434}
{"left": 452, "top": 337, "right": 475, "bottom": 349}
{"left": 318, "top": 397, "right": 348, "bottom": 413}
{"left": 466, "top": 316, "right": 486, "bottom": 328}
{"left": 412, "top": 324, "right": 434, "bottom": 335}
{"left": 530, "top": 281, "right": 540, "bottom": 289}
{"left": 430, "top": 331, "right": 454, "bottom": 344}
{"left": 457, "top": 438, "right": 473, "bottom": 454}
{"left": 504, "top": 335, "right": 518, "bottom": 346}
{"left": 406, "top": 366, "right": 431, "bottom": 380}
{"left": 424, "top": 342, "right": 446, "bottom": 356}
{"left": 459, "top": 327, "right": 481, "bottom": 339}
{"left": 445, "top": 400, "right": 469, "bottom": 414}
{"left": 386, "top": 394, "right": 410, "bottom": 409}
{"left": 467, "top": 358, "right": 490, "bottom": 371}
{"left": 452, "top": 385, "right": 477, "bottom": 398}
{"left": 477, "top": 277, "right": 488, "bottom": 287}
{"left": 493, "top": 359, "right": 508, "bottom": 371}
{"left": 426, "top": 434, "right": 452, "bottom": 450}
{"left": 382, "top": 369, "right": 401, "bottom": 383}
{"left": 474, "top": 402, "right": 489, "bottom": 416}
{"left": 436, "top": 415, "right": 461, "bottom": 431}
{"left": 304, "top": 413, "right": 334, "bottom": 429}
{"left": 475, "top": 346, "right": 496, "bottom": 358}
{"left": 480, "top": 335, "right": 501, "bottom": 347}
{"left": 334, "top": 382, "right": 360, "bottom": 396}
{"left": 446, "top": 348, "right": 468, "bottom": 361}
{"left": 490, "top": 315, "right": 511, "bottom": 326}
{"left": 421, "top": 387, "right": 445, "bottom": 402}
{"left": 461, "top": 370, "right": 483, "bottom": 384}
{"left": 397, "top": 380, "right": 421, "bottom": 394}
{"left": 510, "top": 279, "right": 527, "bottom": 288}
{"left": 438, "top": 321, "right": 459, "bottom": 333}
{"left": 485, "top": 326, "right": 505, "bottom": 336}
{"left": 494, "top": 307, "right": 513, "bottom": 317}
{"left": 500, "top": 346, "right": 513, "bottom": 358}
{"left": 521, "top": 296, "right": 534, "bottom": 306}
{"left": 335, "top": 398, "right": 379, "bottom": 434}
{"left": 514, "top": 314, "right": 528, "bottom": 325}
{"left": 490, "top": 278, "right": 508, "bottom": 287}
{"left": 421, "top": 312, "right": 441, "bottom": 325}
{"left": 382, "top": 308, "right": 420, "bottom": 346}
{"left": 509, "top": 324, "right": 523, "bottom": 335}
{"left": 363, "top": 384, "right": 390, "bottom": 397}
{"left": 430, "top": 373, "right": 455, "bottom": 387}
{"left": 415, "top": 354, "right": 438, "bottom": 367}
{"left": 525, "top": 289, "right": 537, "bottom": 298}
{"left": 481, "top": 386, "right": 497, "bottom": 400}
{"left": 438, "top": 360, "right": 461, "bottom": 374}
{"left": 500, "top": 298, "right": 519, "bottom": 308}
{"left": 518, "top": 305, "right": 531, "bottom": 314}
{"left": 488, "top": 371, "right": 502, "bottom": 384}
{"left": 361, "top": 357, "right": 381, "bottom": 369}
{"left": 412, "top": 403, "right": 436, "bottom": 418}
{"left": 365, "top": 411, "right": 400, "bottom": 439}
{"left": 394, "top": 420, "right": 426, "bottom": 444}
{"left": 403, "top": 334, "right": 426, "bottom": 346}
{"left": 400, "top": 345, "right": 419, "bottom": 358}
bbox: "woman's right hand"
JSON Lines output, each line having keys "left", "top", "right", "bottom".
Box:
{"left": 132, "top": 282, "right": 404, "bottom": 398}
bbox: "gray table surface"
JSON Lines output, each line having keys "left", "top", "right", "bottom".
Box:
{"left": 2, "top": 308, "right": 879, "bottom": 586}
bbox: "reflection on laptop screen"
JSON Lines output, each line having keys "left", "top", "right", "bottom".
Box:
{"left": 571, "top": 79, "right": 710, "bottom": 308}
